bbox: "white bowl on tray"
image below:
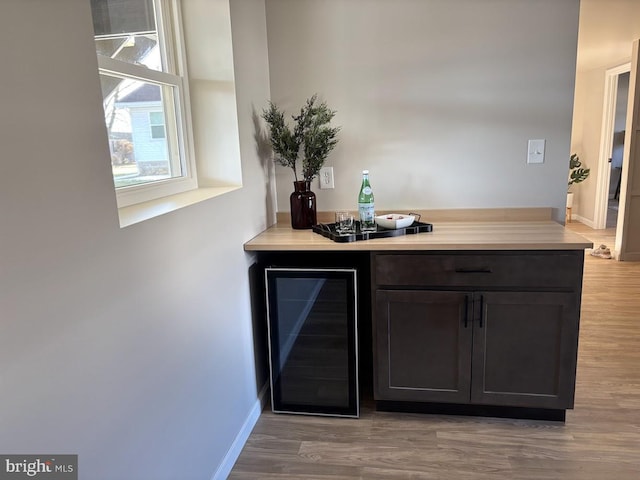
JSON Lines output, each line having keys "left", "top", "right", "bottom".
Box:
{"left": 374, "top": 213, "right": 416, "bottom": 230}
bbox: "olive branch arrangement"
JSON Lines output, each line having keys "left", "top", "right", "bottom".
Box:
{"left": 262, "top": 94, "right": 341, "bottom": 182}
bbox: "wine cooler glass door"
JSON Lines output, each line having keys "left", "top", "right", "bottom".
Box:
{"left": 265, "top": 268, "right": 358, "bottom": 417}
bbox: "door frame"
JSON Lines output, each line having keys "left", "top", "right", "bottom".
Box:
{"left": 615, "top": 39, "right": 640, "bottom": 261}
{"left": 594, "top": 62, "right": 630, "bottom": 229}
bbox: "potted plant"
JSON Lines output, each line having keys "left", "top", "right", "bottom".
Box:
{"left": 567, "top": 153, "right": 590, "bottom": 210}
{"left": 262, "top": 94, "right": 340, "bottom": 229}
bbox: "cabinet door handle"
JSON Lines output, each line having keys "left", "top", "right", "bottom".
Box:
{"left": 463, "top": 295, "right": 470, "bottom": 328}
{"left": 455, "top": 267, "right": 492, "bottom": 274}
{"left": 478, "top": 295, "right": 485, "bottom": 328}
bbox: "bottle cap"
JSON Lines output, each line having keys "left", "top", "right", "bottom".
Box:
{"left": 362, "top": 170, "right": 369, "bottom": 174}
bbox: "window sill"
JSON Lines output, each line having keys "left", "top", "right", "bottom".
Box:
{"left": 118, "top": 186, "right": 241, "bottom": 227}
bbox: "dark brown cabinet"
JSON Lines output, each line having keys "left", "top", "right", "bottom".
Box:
{"left": 373, "top": 251, "right": 584, "bottom": 416}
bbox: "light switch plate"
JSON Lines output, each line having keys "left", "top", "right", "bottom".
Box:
{"left": 527, "top": 139, "right": 545, "bottom": 164}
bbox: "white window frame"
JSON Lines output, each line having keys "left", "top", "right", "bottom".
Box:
{"left": 95, "top": 0, "right": 196, "bottom": 208}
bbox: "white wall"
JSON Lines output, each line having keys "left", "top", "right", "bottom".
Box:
{"left": 265, "top": 0, "right": 580, "bottom": 223}
{"left": 0, "top": 1, "right": 271, "bottom": 479}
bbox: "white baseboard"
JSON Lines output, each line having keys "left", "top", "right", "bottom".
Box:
{"left": 211, "top": 383, "right": 269, "bottom": 480}
{"left": 571, "top": 214, "right": 596, "bottom": 228}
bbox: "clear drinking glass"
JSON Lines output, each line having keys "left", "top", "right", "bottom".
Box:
{"left": 335, "top": 211, "right": 355, "bottom": 234}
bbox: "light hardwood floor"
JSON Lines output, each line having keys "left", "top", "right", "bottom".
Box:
{"left": 230, "top": 223, "right": 640, "bottom": 479}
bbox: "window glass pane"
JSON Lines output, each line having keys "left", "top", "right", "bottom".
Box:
{"left": 149, "top": 111, "right": 164, "bottom": 125}
{"left": 95, "top": 34, "right": 160, "bottom": 70}
{"left": 100, "top": 74, "right": 182, "bottom": 188}
{"left": 91, "top": 0, "right": 155, "bottom": 36}
{"left": 91, "top": 0, "right": 162, "bottom": 71}
{"left": 151, "top": 125, "right": 166, "bottom": 139}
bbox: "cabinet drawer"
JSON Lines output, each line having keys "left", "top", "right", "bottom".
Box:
{"left": 374, "top": 252, "right": 582, "bottom": 288}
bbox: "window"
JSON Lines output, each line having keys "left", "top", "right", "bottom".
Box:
{"left": 149, "top": 112, "right": 166, "bottom": 139}
{"left": 91, "top": 0, "right": 196, "bottom": 206}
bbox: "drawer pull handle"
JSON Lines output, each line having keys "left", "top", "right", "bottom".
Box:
{"left": 455, "top": 267, "right": 492, "bottom": 274}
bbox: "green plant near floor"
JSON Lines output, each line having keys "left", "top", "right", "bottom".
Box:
{"left": 568, "top": 153, "right": 590, "bottom": 192}
{"left": 262, "top": 94, "right": 340, "bottom": 182}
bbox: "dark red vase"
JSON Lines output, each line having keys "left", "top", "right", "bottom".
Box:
{"left": 290, "top": 180, "right": 317, "bottom": 229}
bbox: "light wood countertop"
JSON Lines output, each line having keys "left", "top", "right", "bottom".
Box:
{"left": 244, "top": 221, "right": 593, "bottom": 252}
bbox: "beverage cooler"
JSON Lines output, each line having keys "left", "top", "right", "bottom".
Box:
{"left": 265, "top": 267, "right": 359, "bottom": 417}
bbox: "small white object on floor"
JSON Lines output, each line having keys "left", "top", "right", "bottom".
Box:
{"left": 590, "top": 244, "right": 612, "bottom": 259}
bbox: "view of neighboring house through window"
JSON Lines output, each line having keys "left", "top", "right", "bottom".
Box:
{"left": 91, "top": 0, "right": 196, "bottom": 204}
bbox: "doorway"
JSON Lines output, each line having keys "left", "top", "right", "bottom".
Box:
{"left": 607, "top": 72, "right": 629, "bottom": 228}
{"left": 594, "top": 63, "right": 630, "bottom": 234}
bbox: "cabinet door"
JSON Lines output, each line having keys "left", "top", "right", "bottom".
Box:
{"left": 471, "top": 292, "right": 579, "bottom": 409}
{"left": 375, "top": 290, "right": 472, "bottom": 403}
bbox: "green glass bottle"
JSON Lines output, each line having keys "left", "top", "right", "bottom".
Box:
{"left": 358, "top": 170, "right": 376, "bottom": 232}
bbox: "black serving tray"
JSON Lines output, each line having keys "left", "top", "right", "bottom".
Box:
{"left": 313, "top": 220, "right": 433, "bottom": 243}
